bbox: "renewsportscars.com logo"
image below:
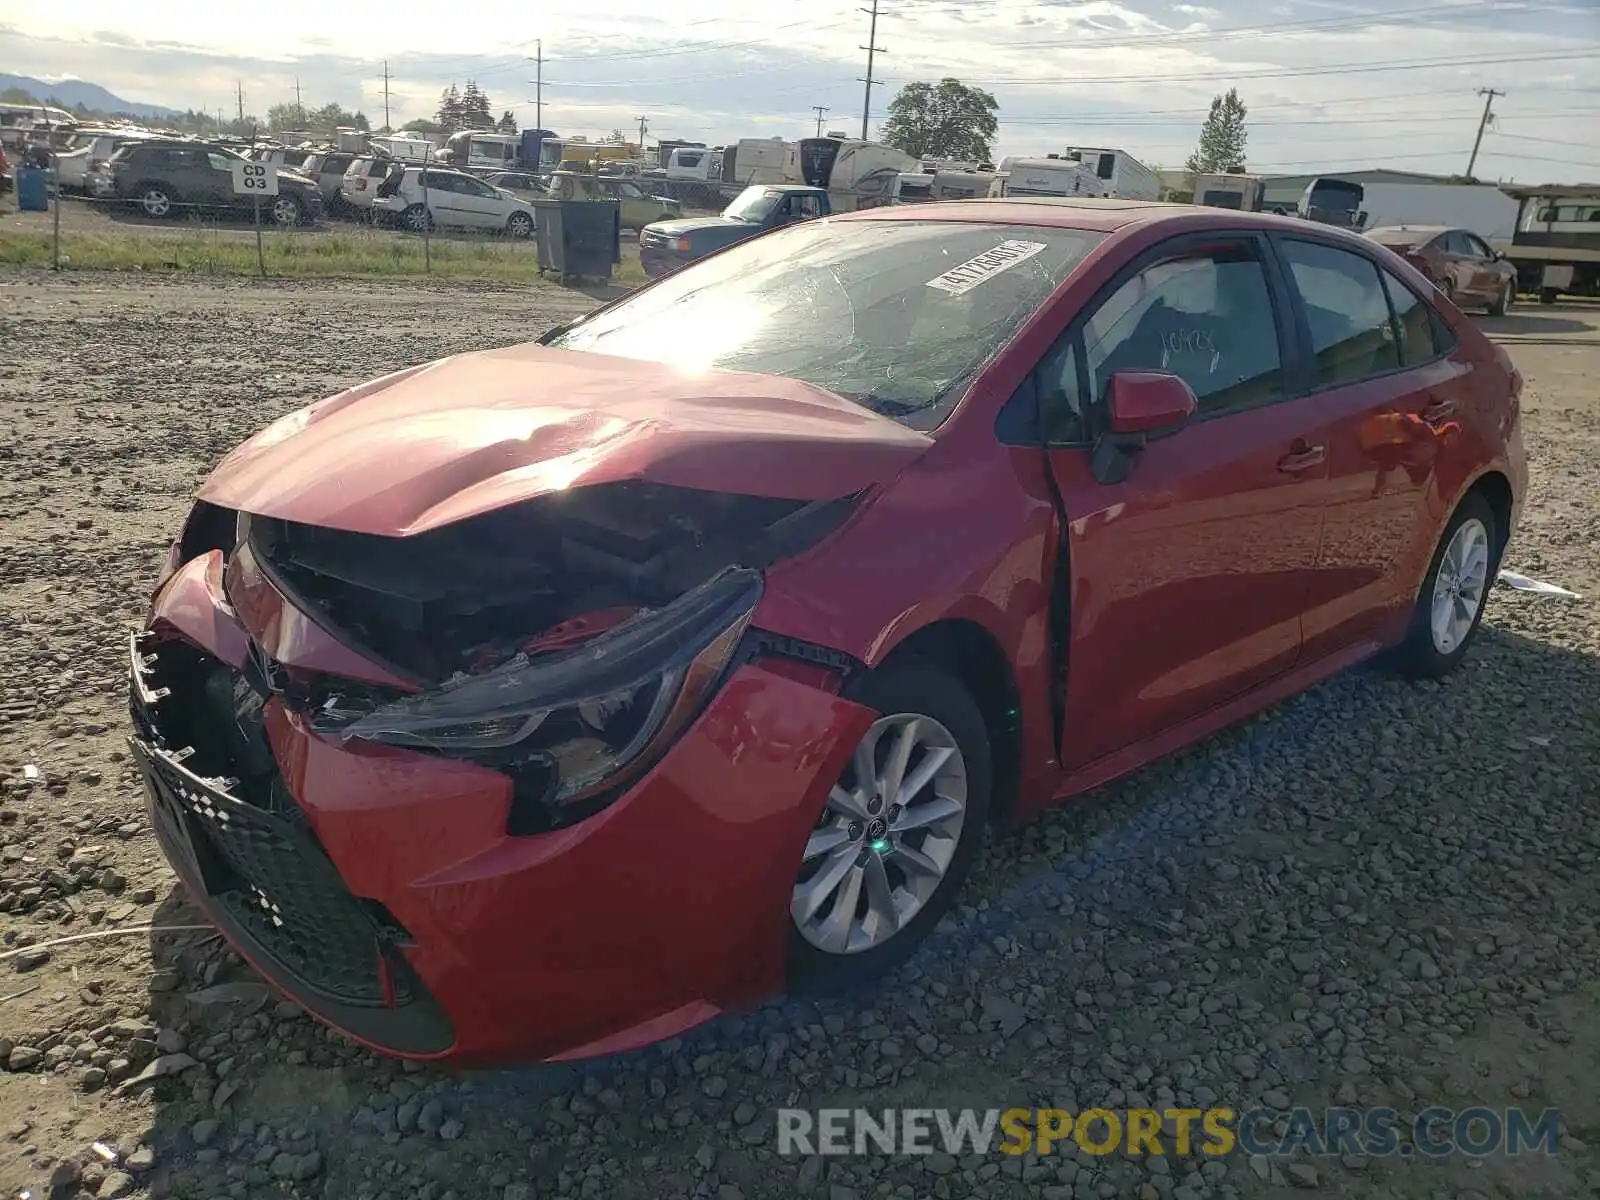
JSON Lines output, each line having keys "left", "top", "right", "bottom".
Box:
{"left": 776, "top": 1106, "right": 1563, "bottom": 1159}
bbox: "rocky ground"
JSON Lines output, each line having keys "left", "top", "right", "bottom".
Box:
{"left": 0, "top": 274, "right": 1595, "bottom": 1200}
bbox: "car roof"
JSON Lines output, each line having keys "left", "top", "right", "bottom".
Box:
{"left": 838, "top": 197, "right": 1334, "bottom": 236}
{"left": 1366, "top": 224, "right": 1451, "bottom": 240}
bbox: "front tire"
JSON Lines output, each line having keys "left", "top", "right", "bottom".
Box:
{"left": 1488, "top": 279, "right": 1513, "bottom": 317}
{"left": 506, "top": 211, "right": 534, "bottom": 239}
{"left": 139, "top": 185, "right": 175, "bottom": 219}
{"left": 1392, "top": 493, "right": 1497, "bottom": 679}
{"left": 269, "top": 194, "right": 302, "bottom": 227}
{"left": 788, "top": 659, "right": 991, "bottom": 992}
{"left": 402, "top": 204, "right": 432, "bottom": 233}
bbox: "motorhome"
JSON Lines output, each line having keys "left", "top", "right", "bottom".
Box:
{"left": 368, "top": 134, "right": 435, "bottom": 163}
{"left": 1192, "top": 173, "right": 1265, "bottom": 211}
{"left": 890, "top": 168, "right": 996, "bottom": 204}
{"left": 667, "top": 146, "right": 722, "bottom": 181}
{"left": 721, "top": 137, "right": 802, "bottom": 188}
{"left": 798, "top": 136, "right": 919, "bottom": 210}
{"left": 1500, "top": 185, "right": 1600, "bottom": 302}
{"left": 991, "top": 156, "right": 1111, "bottom": 200}
{"left": 1060, "top": 146, "right": 1160, "bottom": 200}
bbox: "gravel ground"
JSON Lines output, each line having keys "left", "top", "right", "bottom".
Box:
{"left": 0, "top": 274, "right": 1595, "bottom": 1200}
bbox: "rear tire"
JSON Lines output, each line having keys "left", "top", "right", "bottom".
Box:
{"left": 1391, "top": 493, "right": 1498, "bottom": 680}
{"left": 1539, "top": 287, "right": 1560, "bottom": 305}
{"left": 402, "top": 204, "right": 432, "bottom": 233}
{"left": 787, "top": 659, "right": 991, "bottom": 993}
{"left": 506, "top": 211, "right": 534, "bottom": 239}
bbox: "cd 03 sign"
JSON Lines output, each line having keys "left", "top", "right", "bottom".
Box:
{"left": 230, "top": 161, "right": 279, "bottom": 197}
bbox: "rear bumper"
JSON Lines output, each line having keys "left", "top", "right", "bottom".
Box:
{"left": 132, "top": 553, "right": 868, "bottom": 1064}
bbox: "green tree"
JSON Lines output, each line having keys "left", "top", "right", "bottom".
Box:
{"left": 1, "top": 86, "right": 38, "bottom": 104}
{"left": 881, "top": 78, "right": 999, "bottom": 161}
{"left": 1185, "top": 88, "right": 1248, "bottom": 175}
{"left": 402, "top": 117, "right": 442, "bottom": 134}
{"left": 458, "top": 81, "right": 494, "bottom": 129}
{"left": 436, "top": 85, "right": 463, "bottom": 132}
{"left": 496, "top": 110, "right": 518, "bottom": 134}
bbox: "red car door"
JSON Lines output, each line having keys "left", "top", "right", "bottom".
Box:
{"left": 1026, "top": 232, "right": 1333, "bottom": 769}
{"left": 1274, "top": 236, "right": 1468, "bottom": 659}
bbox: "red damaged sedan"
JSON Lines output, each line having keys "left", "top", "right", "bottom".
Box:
{"left": 130, "top": 200, "right": 1524, "bottom": 1065}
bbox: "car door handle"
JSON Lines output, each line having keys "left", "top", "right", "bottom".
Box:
{"left": 1422, "top": 399, "right": 1456, "bottom": 422}
{"left": 1278, "top": 444, "right": 1326, "bottom": 474}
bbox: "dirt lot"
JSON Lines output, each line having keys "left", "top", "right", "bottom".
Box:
{"left": 0, "top": 274, "right": 1596, "bottom": 1200}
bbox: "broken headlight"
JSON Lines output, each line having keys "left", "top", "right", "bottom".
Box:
{"left": 336, "top": 567, "right": 762, "bottom": 809}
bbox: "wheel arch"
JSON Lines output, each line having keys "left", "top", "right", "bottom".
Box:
{"left": 875, "top": 617, "right": 1023, "bottom": 826}
{"left": 1462, "top": 468, "right": 1515, "bottom": 563}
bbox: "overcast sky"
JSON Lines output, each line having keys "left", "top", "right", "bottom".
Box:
{"left": 4, "top": 0, "right": 1598, "bottom": 181}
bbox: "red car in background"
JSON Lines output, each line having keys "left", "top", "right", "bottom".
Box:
{"left": 130, "top": 199, "right": 1524, "bottom": 1065}
{"left": 1365, "top": 224, "right": 1519, "bottom": 316}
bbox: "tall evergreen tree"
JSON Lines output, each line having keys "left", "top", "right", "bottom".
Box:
{"left": 1185, "top": 88, "right": 1249, "bottom": 174}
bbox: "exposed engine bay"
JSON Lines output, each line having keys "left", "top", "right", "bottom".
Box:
{"left": 242, "top": 480, "right": 856, "bottom": 686}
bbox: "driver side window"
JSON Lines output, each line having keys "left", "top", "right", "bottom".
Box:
{"left": 1030, "top": 238, "right": 1285, "bottom": 442}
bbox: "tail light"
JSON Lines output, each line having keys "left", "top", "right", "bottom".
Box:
{"left": 355, "top": 178, "right": 367, "bottom": 190}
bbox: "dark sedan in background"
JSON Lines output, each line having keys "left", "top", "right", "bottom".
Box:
{"left": 1365, "top": 224, "right": 1518, "bottom": 315}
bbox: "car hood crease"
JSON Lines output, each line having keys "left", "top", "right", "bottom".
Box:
{"left": 199, "top": 343, "right": 933, "bottom": 537}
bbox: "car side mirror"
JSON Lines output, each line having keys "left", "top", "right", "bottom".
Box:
{"left": 1107, "top": 370, "right": 1198, "bottom": 434}
{"left": 1092, "top": 371, "right": 1198, "bottom": 486}
{"left": 1355, "top": 210, "right": 1369, "bottom": 228}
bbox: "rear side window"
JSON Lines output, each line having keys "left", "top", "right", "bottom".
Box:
{"left": 1380, "top": 271, "right": 1437, "bottom": 367}
{"left": 1279, "top": 240, "right": 1400, "bottom": 387}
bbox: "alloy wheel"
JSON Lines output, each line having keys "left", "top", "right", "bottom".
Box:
{"left": 791, "top": 713, "right": 968, "bottom": 955}
{"left": 271, "top": 196, "right": 300, "bottom": 226}
{"left": 1430, "top": 517, "right": 1490, "bottom": 654}
{"left": 141, "top": 189, "right": 171, "bottom": 217}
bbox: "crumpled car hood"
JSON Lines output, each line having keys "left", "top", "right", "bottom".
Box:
{"left": 199, "top": 343, "right": 932, "bottom": 537}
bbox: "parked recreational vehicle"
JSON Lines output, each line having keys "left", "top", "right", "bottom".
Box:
{"left": 1060, "top": 146, "right": 1160, "bottom": 200}
{"left": 992, "top": 156, "right": 1110, "bottom": 200}
{"left": 891, "top": 168, "right": 996, "bottom": 204}
{"left": 798, "top": 136, "right": 918, "bottom": 210}
{"left": 721, "top": 138, "right": 801, "bottom": 188}
{"left": 1193, "top": 173, "right": 1265, "bottom": 211}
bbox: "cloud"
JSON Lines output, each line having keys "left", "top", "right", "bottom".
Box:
{"left": 2, "top": 0, "right": 1597, "bottom": 182}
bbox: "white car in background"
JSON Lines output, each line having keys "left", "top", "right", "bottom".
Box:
{"left": 372, "top": 167, "right": 537, "bottom": 237}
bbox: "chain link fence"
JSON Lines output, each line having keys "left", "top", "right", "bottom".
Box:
{"left": 0, "top": 159, "right": 650, "bottom": 286}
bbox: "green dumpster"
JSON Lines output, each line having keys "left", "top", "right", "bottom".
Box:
{"left": 532, "top": 199, "right": 621, "bottom": 285}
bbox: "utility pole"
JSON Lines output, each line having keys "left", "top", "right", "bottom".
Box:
{"left": 858, "top": 0, "right": 887, "bottom": 140}
{"left": 382, "top": 60, "right": 391, "bottom": 131}
{"left": 636, "top": 114, "right": 649, "bottom": 150}
{"left": 1465, "top": 87, "right": 1504, "bottom": 181}
{"left": 235, "top": 81, "right": 244, "bottom": 123}
{"left": 812, "top": 105, "right": 830, "bottom": 136}
{"left": 294, "top": 76, "right": 305, "bottom": 128}
{"left": 531, "top": 40, "right": 543, "bottom": 131}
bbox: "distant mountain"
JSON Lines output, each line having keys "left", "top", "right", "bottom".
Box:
{"left": 0, "top": 74, "right": 181, "bottom": 120}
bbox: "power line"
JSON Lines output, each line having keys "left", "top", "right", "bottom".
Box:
{"left": 812, "top": 104, "right": 831, "bottom": 135}
{"left": 894, "top": 48, "right": 1598, "bottom": 88}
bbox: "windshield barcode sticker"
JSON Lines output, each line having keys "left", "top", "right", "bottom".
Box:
{"left": 925, "top": 240, "right": 1049, "bottom": 296}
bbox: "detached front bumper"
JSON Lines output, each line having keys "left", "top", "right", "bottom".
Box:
{"left": 131, "top": 552, "right": 869, "bottom": 1064}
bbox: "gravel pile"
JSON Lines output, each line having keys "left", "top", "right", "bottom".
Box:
{"left": 0, "top": 274, "right": 1595, "bottom": 1200}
